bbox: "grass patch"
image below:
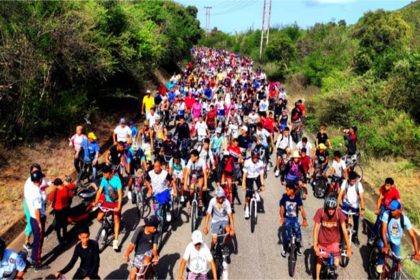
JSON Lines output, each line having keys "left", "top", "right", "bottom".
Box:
{"left": 401, "top": 245, "right": 420, "bottom": 279}
{"left": 364, "top": 209, "right": 376, "bottom": 224}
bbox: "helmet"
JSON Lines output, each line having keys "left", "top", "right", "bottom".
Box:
{"left": 324, "top": 195, "right": 338, "bottom": 209}
{"left": 216, "top": 187, "right": 225, "bottom": 198}
{"left": 318, "top": 143, "right": 326, "bottom": 150}
{"left": 88, "top": 132, "right": 97, "bottom": 140}
{"left": 31, "top": 170, "right": 44, "bottom": 182}
{"left": 251, "top": 149, "right": 260, "bottom": 158}
{"left": 0, "top": 238, "right": 5, "bottom": 255}
{"left": 144, "top": 215, "right": 159, "bottom": 227}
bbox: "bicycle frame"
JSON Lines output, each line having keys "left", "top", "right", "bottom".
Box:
{"left": 130, "top": 260, "right": 156, "bottom": 280}
{"left": 381, "top": 251, "right": 410, "bottom": 279}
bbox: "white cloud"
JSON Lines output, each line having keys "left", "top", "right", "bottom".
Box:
{"left": 306, "top": 0, "right": 356, "bottom": 5}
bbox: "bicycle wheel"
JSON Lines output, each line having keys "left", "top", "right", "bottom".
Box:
{"left": 250, "top": 200, "right": 256, "bottom": 233}
{"left": 392, "top": 271, "right": 401, "bottom": 280}
{"left": 288, "top": 242, "right": 297, "bottom": 277}
{"left": 368, "top": 246, "right": 380, "bottom": 279}
{"left": 314, "top": 179, "right": 326, "bottom": 199}
{"left": 158, "top": 210, "right": 166, "bottom": 251}
{"left": 339, "top": 243, "right": 350, "bottom": 267}
{"left": 191, "top": 202, "right": 197, "bottom": 232}
{"left": 215, "top": 256, "right": 223, "bottom": 280}
{"left": 96, "top": 225, "right": 108, "bottom": 252}
{"left": 353, "top": 163, "right": 363, "bottom": 180}
{"left": 136, "top": 190, "right": 144, "bottom": 219}
{"left": 172, "top": 196, "right": 180, "bottom": 220}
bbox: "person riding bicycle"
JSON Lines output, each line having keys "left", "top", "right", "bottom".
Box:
{"left": 69, "top": 125, "right": 87, "bottom": 173}
{"left": 169, "top": 151, "right": 186, "bottom": 203}
{"left": 242, "top": 149, "right": 265, "bottom": 219}
{"left": 138, "top": 120, "right": 153, "bottom": 163}
{"left": 256, "top": 123, "right": 274, "bottom": 164}
{"left": 206, "top": 104, "right": 217, "bottom": 134}
{"left": 113, "top": 118, "right": 132, "bottom": 145}
{"left": 184, "top": 149, "right": 208, "bottom": 210}
{"left": 311, "top": 143, "right": 329, "bottom": 183}
{"left": 152, "top": 116, "right": 167, "bottom": 155}
{"left": 123, "top": 216, "right": 159, "bottom": 280}
{"left": 198, "top": 138, "right": 214, "bottom": 176}
{"left": 279, "top": 183, "right": 308, "bottom": 257}
{"left": 161, "top": 133, "right": 177, "bottom": 163}
{"left": 177, "top": 230, "right": 217, "bottom": 280}
{"left": 277, "top": 109, "right": 290, "bottom": 133}
{"left": 203, "top": 188, "right": 235, "bottom": 251}
{"left": 275, "top": 127, "right": 294, "bottom": 177}
{"left": 371, "top": 178, "right": 400, "bottom": 242}
{"left": 343, "top": 126, "right": 357, "bottom": 156}
{"left": 282, "top": 151, "right": 307, "bottom": 199}
{"left": 313, "top": 195, "right": 352, "bottom": 280}
{"left": 328, "top": 151, "right": 347, "bottom": 194}
{"left": 226, "top": 108, "right": 242, "bottom": 141}
{"left": 210, "top": 128, "right": 224, "bottom": 157}
{"left": 237, "top": 126, "right": 251, "bottom": 158}
{"left": 0, "top": 238, "right": 26, "bottom": 279}
{"left": 77, "top": 132, "right": 100, "bottom": 181}
{"left": 174, "top": 116, "right": 190, "bottom": 150}
{"left": 337, "top": 171, "right": 365, "bottom": 246}
{"left": 194, "top": 115, "right": 210, "bottom": 143}
{"left": 106, "top": 141, "right": 130, "bottom": 180}
{"left": 296, "top": 137, "right": 313, "bottom": 156}
{"left": 94, "top": 165, "right": 123, "bottom": 251}
{"left": 376, "top": 200, "right": 420, "bottom": 273}
{"left": 145, "top": 159, "right": 176, "bottom": 223}
{"left": 299, "top": 148, "right": 312, "bottom": 182}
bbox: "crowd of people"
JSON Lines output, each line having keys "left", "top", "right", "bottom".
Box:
{"left": 1, "top": 47, "right": 419, "bottom": 280}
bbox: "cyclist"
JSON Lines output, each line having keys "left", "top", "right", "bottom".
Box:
{"left": 203, "top": 188, "right": 235, "bottom": 251}
{"left": 55, "top": 226, "right": 100, "bottom": 280}
{"left": 242, "top": 150, "right": 265, "bottom": 219}
{"left": 290, "top": 101, "right": 303, "bottom": 128}
{"left": 94, "top": 165, "right": 123, "bottom": 251}
{"left": 247, "top": 108, "right": 259, "bottom": 135}
{"left": 279, "top": 183, "right": 308, "bottom": 257}
{"left": 145, "top": 159, "right": 176, "bottom": 223}
{"left": 299, "top": 148, "right": 312, "bottom": 183}
{"left": 313, "top": 195, "right": 352, "bottom": 280}
{"left": 343, "top": 126, "right": 357, "bottom": 156}
{"left": 152, "top": 116, "right": 167, "bottom": 154}
{"left": 316, "top": 125, "right": 332, "bottom": 149}
{"left": 0, "top": 238, "right": 26, "bottom": 279}
{"left": 206, "top": 104, "right": 217, "bottom": 134}
{"left": 275, "top": 127, "right": 294, "bottom": 177}
{"left": 282, "top": 151, "right": 307, "bottom": 197}
{"left": 194, "top": 115, "right": 209, "bottom": 142}
{"left": 138, "top": 120, "right": 153, "bottom": 163}
{"left": 255, "top": 123, "right": 274, "bottom": 164}
{"left": 337, "top": 171, "right": 365, "bottom": 246}
{"left": 237, "top": 126, "right": 251, "bottom": 158}
{"left": 311, "top": 143, "right": 329, "bottom": 183}
{"left": 328, "top": 151, "right": 347, "bottom": 194}
{"left": 277, "top": 109, "right": 289, "bottom": 134}
{"left": 226, "top": 108, "right": 242, "bottom": 141}
{"left": 169, "top": 151, "right": 187, "bottom": 203}
{"left": 113, "top": 118, "right": 132, "bottom": 145}
{"left": 296, "top": 137, "right": 313, "bottom": 156}
{"left": 126, "top": 143, "right": 147, "bottom": 202}
{"left": 174, "top": 116, "right": 190, "bottom": 151}
{"left": 177, "top": 230, "right": 217, "bottom": 280}
{"left": 161, "top": 133, "right": 177, "bottom": 163}
{"left": 78, "top": 132, "right": 100, "bottom": 181}
{"left": 376, "top": 200, "right": 420, "bottom": 273}
{"left": 184, "top": 149, "right": 208, "bottom": 210}
{"left": 106, "top": 141, "right": 130, "bottom": 179}
{"left": 198, "top": 138, "right": 213, "bottom": 176}
{"left": 123, "top": 216, "right": 159, "bottom": 280}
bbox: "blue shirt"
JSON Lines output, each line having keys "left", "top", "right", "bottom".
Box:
{"left": 0, "top": 249, "right": 26, "bottom": 277}
{"left": 168, "top": 91, "right": 176, "bottom": 103}
{"left": 80, "top": 139, "right": 100, "bottom": 162}
{"left": 127, "top": 147, "right": 146, "bottom": 163}
{"left": 280, "top": 194, "right": 303, "bottom": 219}
{"left": 99, "top": 175, "right": 122, "bottom": 202}
{"left": 381, "top": 211, "right": 412, "bottom": 246}
{"left": 131, "top": 127, "right": 138, "bottom": 139}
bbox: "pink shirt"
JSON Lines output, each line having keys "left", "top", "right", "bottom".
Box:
{"left": 192, "top": 102, "right": 202, "bottom": 118}
{"left": 70, "top": 134, "right": 87, "bottom": 151}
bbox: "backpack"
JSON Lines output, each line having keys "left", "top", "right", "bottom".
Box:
{"left": 387, "top": 213, "right": 405, "bottom": 231}
{"left": 343, "top": 180, "right": 360, "bottom": 197}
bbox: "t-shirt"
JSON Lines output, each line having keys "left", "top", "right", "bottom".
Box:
{"left": 331, "top": 159, "right": 346, "bottom": 178}
{"left": 313, "top": 208, "right": 346, "bottom": 246}
{"left": 195, "top": 121, "right": 208, "bottom": 138}
{"left": 70, "top": 134, "right": 87, "bottom": 152}
{"left": 243, "top": 158, "right": 264, "bottom": 178}
{"left": 379, "top": 186, "right": 400, "bottom": 209}
{"left": 257, "top": 128, "right": 271, "bottom": 147}
{"left": 340, "top": 180, "right": 364, "bottom": 208}
{"left": 183, "top": 242, "right": 213, "bottom": 274}
{"left": 280, "top": 194, "right": 303, "bottom": 218}
{"left": 80, "top": 139, "right": 100, "bottom": 162}
{"left": 259, "top": 99, "right": 269, "bottom": 112}
{"left": 59, "top": 240, "right": 100, "bottom": 278}
{"left": 24, "top": 180, "right": 44, "bottom": 218}
{"left": 316, "top": 150, "right": 329, "bottom": 164}
{"left": 109, "top": 145, "right": 125, "bottom": 165}
{"left": 381, "top": 212, "right": 412, "bottom": 246}
{"left": 296, "top": 141, "right": 313, "bottom": 153}
{"left": 131, "top": 226, "right": 158, "bottom": 255}
{"left": 114, "top": 125, "right": 132, "bottom": 143}
{"left": 237, "top": 135, "right": 251, "bottom": 150}
{"left": 49, "top": 184, "right": 75, "bottom": 211}
{"left": 206, "top": 197, "right": 231, "bottom": 223}
{"left": 147, "top": 113, "right": 160, "bottom": 128}
{"left": 186, "top": 158, "right": 206, "bottom": 177}
{"left": 142, "top": 95, "right": 155, "bottom": 112}
{"left": 99, "top": 175, "right": 122, "bottom": 203}
{"left": 276, "top": 134, "right": 293, "bottom": 150}
{"left": 316, "top": 132, "right": 329, "bottom": 145}
{"left": 0, "top": 249, "right": 26, "bottom": 277}
{"left": 147, "top": 170, "right": 171, "bottom": 194}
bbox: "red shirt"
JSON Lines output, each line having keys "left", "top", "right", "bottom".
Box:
{"left": 49, "top": 183, "right": 75, "bottom": 211}
{"left": 227, "top": 145, "right": 241, "bottom": 160}
{"left": 206, "top": 109, "right": 217, "bottom": 127}
{"left": 313, "top": 208, "right": 346, "bottom": 246}
{"left": 263, "top": 117, "right": 275, "bottom": 133}
{"left": 300, "top": 156, "right": 311, "bottom": 174}
{"left": 379, "top": 186, "right": 400, "bottom": 209}
{"left": 185, "top": 96, "right": 195, "bottom": 109}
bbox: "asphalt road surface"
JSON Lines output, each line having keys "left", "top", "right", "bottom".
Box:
{"left": 20, "top": 151, "right": 376, "bottom": 280}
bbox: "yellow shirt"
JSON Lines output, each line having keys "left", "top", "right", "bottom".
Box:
{"left": 142, "top": 95, "right": 155, "bottom": 111}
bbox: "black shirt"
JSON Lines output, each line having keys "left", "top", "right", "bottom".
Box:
{"left": 131, "top": 226, "right": 158, "bottom": 255}
{"left": 60, "top": 240, "right": 100, "bottom": 278}
{"left": 237, "top": 135, "right": 251, "bottom": 150}
{"left": 316, "top": 132, "right": 329, "bottom": 146}
{"left": 109, "top": 145, "right": 125, "bottom": 165}
{"left": 175, "top": 123, "right": 190, "bottom": 140}
{"left": 162, "top": 140, "right": 176, "bottom": 156}
{"left": 316, "top": 149, "right": 329, "bottom": 164}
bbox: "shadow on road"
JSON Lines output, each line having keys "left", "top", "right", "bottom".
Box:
{"left": 155, "top": 252, "right": 180, "bottom": 279}
{"left": 119, "top": 207, "right": 141, "bottom": 248}
{"left": 304, "top": 247, "right": 315, "bottom": 277}
{"left": 104, "top": 262, "right": 129, "bottom": 279}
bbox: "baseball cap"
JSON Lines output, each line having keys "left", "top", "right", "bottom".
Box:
{"left": 388, "top": 200, "right": 401, "bottom": 211}
{"left": 216, "top": 187, "right": 225, "bottom": 198}
{"left": 319, "top": 143, "right": 326, "bottom": 150}
{"left": 88, "top": 132, "right": 97, "bottom": 140}
{"left": 120, "top": 118, "right": 126, "bottom": 124}
{"left": 31, "top": 171, "right": 44, "bottom": 182}
{"left": 191, "top": 230, "right": 203, "bottom": 245}
{"left": 53, "top": 178, "right": 63, "bottom": 186}
{"left": 146, "top": 89, "right": 151, "bottom": 94}
{"left": 241, "top": 126, "right": 248, "bottom": 132}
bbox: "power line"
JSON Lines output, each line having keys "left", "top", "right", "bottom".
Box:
{"left": 211, "top": 0, "right": 257, "bottom": 16}
{"left": 259, "top": 0, "right": 267, "bottom": 60}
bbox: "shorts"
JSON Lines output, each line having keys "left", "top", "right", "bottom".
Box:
{"left": 318, "top": 242, "right": 340, "bottom": 257}
{"left": 134, "top": 250, "right": 153, "bottom": 267}
{"left": 277, "top": 148, "right": 287, "bottom": 157}
{"left": 211, "top": 220, "right": 229, "bottom": 234}
{"left": 188, "top": 271, "right": 208, "bottom": 280}
{"left": 245, "top": 177, "right": 262, "bottom": 198}
{"left": 98, "top": 194, "right": 120, "bottom": 214}
{"left": 315, "top": 163, "right": 329, "bottom": 172}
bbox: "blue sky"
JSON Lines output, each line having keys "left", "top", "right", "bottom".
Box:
{"left": 176, "top": 0, "right": 413, "bottom": 33}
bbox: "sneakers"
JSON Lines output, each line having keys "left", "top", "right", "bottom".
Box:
{"left": 281, "top": 248, "right": 287, "bottom": 258}
{"left": 127, "top": 190, "right": 133, "bottom": 203}
{"left": 113, "top": 239, "right": 119, "bottom": 250}
{"left": 244, "top": 207, "right": 250, "bottom": 219}
{"left": 23, "top": 243, "right": 32, "bottom": 251}
{"left": 297, "top": 247, "right": 302, "bottom": 256}
{"left": 180, "top": 195, "right": 185, "bottom": 203}
{"left": 275, "top": 170, "right": 280, "bottom": 177}
{"left": 222, "top": 244, "right": 230, "bottom": 256}
{"left": 166, "top": 212, "right": 172, "bottom": 223}
{"left": 376, "top": 264, "right": 383, "bottom": 274}
{"left": 352, "top": 236, "right": 360, "bottom": 246}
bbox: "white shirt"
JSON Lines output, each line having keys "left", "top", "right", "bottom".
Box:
{"left": 341, "top": 180, "right": 364, "bottom": 208}
{"left": 248, "top": 113, "right": 259, "bottom": 124}
{"left": 195, "top": 122, "right": 208, "bottom": 138}
{"left": 332, "top": 159, "right": 347, "bottom": 178}
{"left": 147, "top": 113, "right": 160, "bottom": 128}
{"left": 243, "top": 158, "right": 264, "bottom": 178}
{"left": 276, "top": 134, "right": 294, "bottom": 150}
{"left": 24, "top": 178, "right": 45, "bottom": 218}
{"left": 114, "top": 125, "right": 132, "bottom": 142}
{"left": 148, "top": 169, "right": 170, "bottom": 194}
{"left": 259, "top": 99, "right": 269, "bottom": 112}
{"left": 183, "top": 242, "right": 213, "bottom": 274}
{"left": 296, "top": 141, "right": 313, "bottom": 153}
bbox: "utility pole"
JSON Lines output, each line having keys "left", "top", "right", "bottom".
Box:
{"left": 259, "top": 0, "right": 267, "bottom": 60}
{"left": 204, "top": 6, "right": 212, "bottom": 37}
{"left": 266, "top": 0, "right": 272, "bottom": 46}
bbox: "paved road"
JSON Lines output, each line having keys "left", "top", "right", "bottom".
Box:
{"left": 22, "top": 152, "right": 373, "bottom": 280}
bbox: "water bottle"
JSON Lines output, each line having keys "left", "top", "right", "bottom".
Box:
{"left": 328, "top": 253, "right": 334, "bottom": 266}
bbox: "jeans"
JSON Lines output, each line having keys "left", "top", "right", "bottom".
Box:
{"left": 377, "top": 239, "right": 401, "bottom": 266}
{"left": 282, "top": 218, "right": 302, "bottom": 250}
{"left": 341, "top": 202, "right": 360, "bottom": 238}
{"left": 30, "top": 217, "right": 46, "bottom": 267}
{"left": 372, "top": 206, "right": 385, "bottom": 240}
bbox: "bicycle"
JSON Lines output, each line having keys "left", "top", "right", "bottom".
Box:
{"left": 312, "top": 170, "right": 328, "bottom": 199}
{"left": 343, "top": 153, "right": 363, "bottom": 180}
{"left": 286, "top": 222, "right": 301, "bottom": 277}
{"left": 95, "top": 204, "right": 116, "bottom": 252}
{"left": 76, "top": 159, "right": 94, "bottom": 189}
{"left": 339, "top": 209, "right": 355, "bottom": 267}
{"left": 369, "top": 250, "right": 413, "bottom": 280}
{"left": 319, "top": 249, "right": 337, "bottom": 279}
{"left": 131, "top": 172, "right": 150, "bottom": 219}
{"left": 249, "top": 188, "right": 261, "bottom": 233}
{"left": 190, "top": 176, "right": 200, "bottom": 233}
{"left": 129, "top": 259, "right": 158, "bottom": 280}
{"left": 153, "top": 197, "right": 170, "bottom": 252}
{"left": 211, "top": 225, "right": 229, "bottom": 280}
{"left": 327, "top": 175, "right": 342, "bottom": 197}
